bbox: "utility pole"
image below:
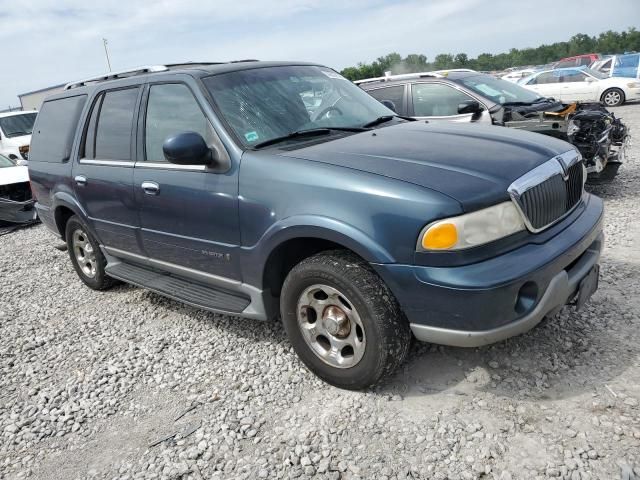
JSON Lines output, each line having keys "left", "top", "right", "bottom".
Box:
{"left": 103, "top": 38, "right": 112, "bottom": 72}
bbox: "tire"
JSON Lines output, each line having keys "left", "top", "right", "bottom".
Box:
{"left": 601, "top": 88, "right": 625, "bottom": 107}
{"left": 280, "top": 250, "right": 411, "bottom": 390}
{"left": 65, "top": 215, "right": 116, "bottom": 290}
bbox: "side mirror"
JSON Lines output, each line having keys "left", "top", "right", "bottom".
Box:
{"left": 585, "top": 76, "right": 596, "bottom": 83}
{"left": 15, "top": 159, "right": 28, "bottom": 166}
{"left": 163, "top": 132, "right": 215, "bottom": 166}
{"left": 381, "top": 100, "right": 397, "bottom": 112}
{"left": 457, "top": 100, "right": 483, "bottom": 115}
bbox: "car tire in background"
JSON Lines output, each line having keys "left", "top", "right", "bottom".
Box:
{"left": 601, "top": 88, "right": 625, "bottom": 107}
{"left": 65, "top": 215, "right": 117, "bottom": 290}
{"left": 280, "top": 249, "right": 411, "bottom": 390}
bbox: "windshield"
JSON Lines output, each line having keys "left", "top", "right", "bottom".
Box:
{"left": 0, "top": 112, "right": 37, "bottom": 138}
{"left": 0, "top": 154, "right": 15, "bottom": 167}
{"left": 202, "top": 65, "right": 393, "bottom": 147}
{"left": 459, "top": 74, "right": 541, "bottom": 105}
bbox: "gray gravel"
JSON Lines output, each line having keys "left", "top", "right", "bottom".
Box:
{"left": 1, "top": 105, "right": 640, "bottom": 480}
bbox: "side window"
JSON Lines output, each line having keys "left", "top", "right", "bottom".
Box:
{"left": 94, "top": 88, "right": 139, "bottom": 160}
{"left": 145, "top": 83, "right": 208, "bottom": 162}
{"left": 579, "top": 57, "right": 592, "bottom": 66}
{"left": 560, "top": 71, "right": 587, "bottom": 82}
{"left": 367, "top": 85, "right": 406, "bottom": 114}
{"left": 555, "top": 59, "right": 577, "bottom": 69}
{"left": 532, "top": 72, "right": 558, "bottom": 85}
{"left": 29, "top": 95, "right": 87, "bottom": 163}
{"left": 411, "top": 83, "right": 475, "bottom": 117}
{"left": 83, "top": 93, "right": 103, "bottom": 159}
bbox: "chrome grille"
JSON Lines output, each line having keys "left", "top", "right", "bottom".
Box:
{"left": 508, "top": 151, "right": 584, "bottom": 232}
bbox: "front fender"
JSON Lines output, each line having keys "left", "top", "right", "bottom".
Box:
{"left": 241, "top": 214, "right": 395, "bottom": 287}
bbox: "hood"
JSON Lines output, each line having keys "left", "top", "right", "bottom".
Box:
{"left": 278, "top": 121, "right": 575, "bottom": 211}
{"left": 0, "top": 165, "right": 29, "bottom": 186}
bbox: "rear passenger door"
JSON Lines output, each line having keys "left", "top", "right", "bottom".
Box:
{"left": 133, "top": 79, "right": 242, "bottom": 281}
{"left": 72, "top": 85, "right": 143, "bottom": 254}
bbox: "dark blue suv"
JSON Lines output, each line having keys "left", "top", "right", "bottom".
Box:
{"left": 28, "top": 61, "right": 603, "bottom": 389}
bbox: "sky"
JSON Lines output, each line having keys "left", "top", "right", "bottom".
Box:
{"left": 2, "top": 0, "right": 639, "bottom": 108}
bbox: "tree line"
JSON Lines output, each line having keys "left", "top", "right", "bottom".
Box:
{"left": 340, "top": 28, "right": 640, "bottom": 80}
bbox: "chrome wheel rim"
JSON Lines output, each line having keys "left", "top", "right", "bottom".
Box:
{"left": 72, "top": 229, "right": 97, "bottom": 278}
{"left": 603, "top": 91, "right": 621, "bottom": 106}
{"left": 296, "top": 284, "right": 366, "bottom": 368}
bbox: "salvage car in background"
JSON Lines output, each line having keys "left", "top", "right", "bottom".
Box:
{"left": 519, "top": 66, "right": 640, "bottom": 106}
{"left": 591, "top": 53, "right": 640, "bottom": 79}
{"left": 0, "top": 153, "right": 37, "bottom": 223}
{"left": 358, "top": 70, "right": 628, "bottom": 182}
{"left": 0, "top": 111, "right": 38, "bottom": 162}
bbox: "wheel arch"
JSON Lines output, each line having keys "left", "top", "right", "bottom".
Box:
{"left": 52, "top": 192, "right": 90, "bottom": 241}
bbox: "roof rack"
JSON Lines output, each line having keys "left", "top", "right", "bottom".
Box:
{"left": 65, "top": 65, "right": 169, "bottom": 90}
{"left": 354, "top": 68, "right": 477, "bottom": 85}
{"left": 64, "top": 60, "right": 262, "bottom": 90}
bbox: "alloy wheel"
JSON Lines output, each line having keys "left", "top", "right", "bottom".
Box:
{"left": 72, "top": 229, "right": 97, "bottom": 278}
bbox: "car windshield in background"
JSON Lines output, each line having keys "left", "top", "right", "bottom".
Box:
{"left": 460, "top": 74, "right": 541, "bottom": 105}
{"left": 202, "top": 65, "right": 392, "bottom": 147}
{"left": 0, "top": 154, "right": 15, "bottom": 167}
{"left": 0, "top": 113, "right": 37, "bottom": 138}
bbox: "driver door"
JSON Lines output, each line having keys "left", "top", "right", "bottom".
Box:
{"left": 409, "top": 82, "right": 491, "bottom": 123}
{"left": 556, "top": 70, "right": 596, "bottom": 101}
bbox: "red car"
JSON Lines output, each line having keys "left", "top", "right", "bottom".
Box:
{"left": 553, "top": 53, "right": 601, "bottom": 68}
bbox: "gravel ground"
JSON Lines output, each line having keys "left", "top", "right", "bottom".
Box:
{"left": 1, "top": 105, "right": 639, "bottom": 480}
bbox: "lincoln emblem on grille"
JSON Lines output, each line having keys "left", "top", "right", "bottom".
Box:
{"left": 507, "top": 150, "right": 584, "bottom": 233}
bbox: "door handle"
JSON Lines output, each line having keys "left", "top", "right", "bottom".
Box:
{"left": 74, "top": 175, "right": 87, "bottom": 186}
{"left": 141, "top": 181, "right": 160, "bottom": 195}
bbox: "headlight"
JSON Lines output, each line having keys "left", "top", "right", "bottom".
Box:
{"left": 418, "top": 202, "right": 525, "bottom": 251}
{"left": 627, "top": 82, "right": 640, "bottom": 88}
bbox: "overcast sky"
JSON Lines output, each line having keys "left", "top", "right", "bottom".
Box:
{"left": 2, "top": 0, "right": 639, "bottom": 108}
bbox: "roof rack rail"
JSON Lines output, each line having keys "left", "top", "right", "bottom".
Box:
{"left": 65, "top": 65, "right": 169, "bottom": 90}
{"left": 354, "top": 71, "right": 443, "bottom": 85}
{"left": 353, "top": 68, "right": 478, "bottom": 85}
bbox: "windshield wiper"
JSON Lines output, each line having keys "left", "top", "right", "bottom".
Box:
{"left": 252, "top": 127, "right": 367, "bottom": 149}
{"left": 362, "top": 115, "right": 416, "bottom": 129}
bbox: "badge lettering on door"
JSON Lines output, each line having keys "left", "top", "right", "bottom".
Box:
{"left": 201, "top": 250, "right": 231, "bottom": 261}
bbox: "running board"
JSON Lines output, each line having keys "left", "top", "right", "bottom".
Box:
{"left": 105, "top": 261, "right": 251, "bottom": 314}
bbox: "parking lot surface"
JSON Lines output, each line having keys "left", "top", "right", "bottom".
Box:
{"left": 1, "top": 105, "right": 639, "bottom": 480}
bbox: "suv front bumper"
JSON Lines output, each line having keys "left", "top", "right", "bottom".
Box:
{"left": 373, "top": 194, "right": 604, "bottom": 347}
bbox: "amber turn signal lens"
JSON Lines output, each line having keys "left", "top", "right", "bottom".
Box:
{"left": 421, "top": 222, "right": 458, "bottom": 250}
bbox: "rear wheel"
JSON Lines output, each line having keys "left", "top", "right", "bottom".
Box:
{"left": 65, "top": 216, "right": 116, "bottom": 290}
{"left": 280, "top": 250, "right": 411, "bottom": 390}
{"left": 601, "top": 88, "right": 625, "bottom": 107}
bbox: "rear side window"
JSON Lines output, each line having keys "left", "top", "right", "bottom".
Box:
{"left": 90, "top": 88, "right": 139, "bottom": 161}
{"left": 367, "top": 86, "right": 406, "bottom": 115}
{"left": 29, "top": 95, "right": 87, "bottom": 163}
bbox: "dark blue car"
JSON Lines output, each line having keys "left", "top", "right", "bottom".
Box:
{"left": 28, "top": 61, "right": 603, "bottom": 389}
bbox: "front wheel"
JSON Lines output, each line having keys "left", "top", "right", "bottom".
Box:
{"left": 601, "top": 88, "right": 625, "bottom": 107}
{"left": 280, "top": 250, "right": 411, "bottom": 390}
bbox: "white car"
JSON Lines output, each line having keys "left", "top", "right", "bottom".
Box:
{"left": 519, "top": 67, "right": 640, "bottom": 107}
{"left": 0, "top": 153, "right": 36, "bottom": 223}
{"left": 0, "top": 110, "right": 38, "bottom": 162}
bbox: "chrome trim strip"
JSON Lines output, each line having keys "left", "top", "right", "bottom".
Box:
{"left": 103, "top": 246, "right": 267, "bottom": 320}
{"left": 135, "top": 162, "right": 207, "bottom": 171}
{"left": 508, "top": 150, "right": 582, "bottom": 233}
{"left": 79, "top": 159, "right": 134, "bottom": 167}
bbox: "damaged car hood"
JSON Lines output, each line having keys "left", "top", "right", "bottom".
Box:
{"left": 278, "top": 121, "right": 575, "bottom": 211}
{"left": 0, "top": 165, "right": 29, "bottom": 186}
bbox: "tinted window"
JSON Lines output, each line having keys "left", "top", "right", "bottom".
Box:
{"left": 145, "top": 84, "right": 208, "bottom": 162}
{"left": 559, "top": 71, "right": 587, "bottom": 82}
{"left": 367, "top": 85, "right": 406, "bottom": 114}
{"left": 83, "top": 93, "right": 103, "bottom": 159}
{"left": 411, "top": 83, "right": 474, "bottom": 117}
{"left": 94, "top": 88, "right": 139, "bottom": 160}
{"left": 532, "top": 72, "right": 559, "bottom": 85}
{"left": 29, "top": 95, "right": 87, "bottom": 163}
{"left": 555, "top": 59, "right": 577, "bottom": 68}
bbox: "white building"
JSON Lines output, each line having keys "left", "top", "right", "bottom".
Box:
{"left": 18, "top": 84, "right": 66, "bottom": 111}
